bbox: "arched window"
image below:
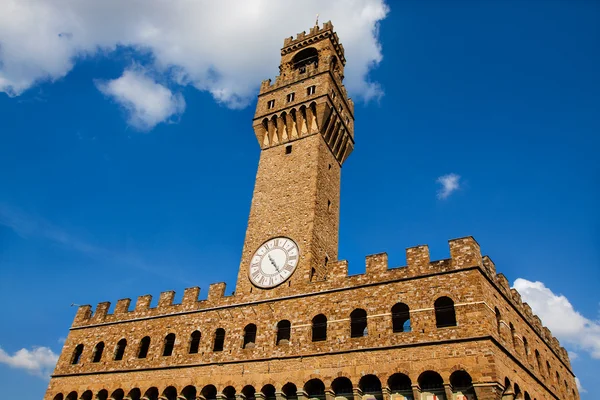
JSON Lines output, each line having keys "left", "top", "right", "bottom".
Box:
{"left": 524, "top": 392, "right": 531, "bottom": 400}
{"left": 276, "top": 320, "right": 291, "bottom": 345}
{"left": 213, "top": 328, "right": 225, "bottom": 351}
{"left": 242, "top": 386, "right": 256, "bottom": 400}
{"left": 66, "top": 392, "right": 78, "bottom": 400}
{"left": 163, "top": 333, "right": 175, "bottom": 356}
{"left": 434, "top": 296, "right": 457, "bottom": 328}
{"left": 243, "top": 323, "right": 257, "bottom": 349}
{"left": 181, "top": 386, "right": 196, "bottom": 400}
{"left": 304, "top": 379, "right": 325, "bottom": 399}
{"left": 161, "top": 387, "right": 177, "bottom": 400}
{"left": 509, "top": 322, "right": 516, "bottom": 348}
{"left": 523, "top": 336, "right": 529, "bottom": 357}
{"left": 450, "top": 370, "right": 474, "bottom": 392}
{"left": 391, "top": 303, "right": 410, "bottom": 332}
{"left": 546, "top": 361, "right": 552, "bottom": 378}
{"left": 350, "top": 308, "right": 368, "bottom": 338}
{"left": 223, "top": 387, "right": 236, "bottom": 400}
{"left": 110, "top": 389, "right": 125, "bottom": 400}
{"left": 81, "top": 391, "right": 93, "bottom": 400}
{"left": 92, "top": 342, "right": 104, "bottom": 363}
{"left": 71, "top": 344, "right": 84, "bottom": 365}
{"left": 332, "top": 377, "right": 353, "bottom": 398}
{"left": 556, "top": 371, "right": 560, "bottom": 384}
{"left": 53, "top": 394, "right": 64, "bottom": 400}
{"left": 138, "top": 336, "right": 150, "bottom": 358}
{"left": 282, "top": 383, "right": 297, "bottom": 400}
{"left": 418, "top": 371, "right": 444, "bottom": 393}
{"left": 261, "top": 385, "right": 276, "bottom": 400}
{"left": 312, "top": 314, "right": 327, "bottom": 342}
{"left": 535, "top": 350, "right": 542, "bottom": 372}
{"left": 292, "top": 47, "right": 319, "bottom": 72}
{"left": 388, "top": 373, "right": 412, "bottom": 394}
{"left": 201, "top": 385, "right": 217, "bottom": 400}
{"left": 125, "top": 389, "right": 140, "bottom": 400}
{"left": 97, "top": 389, "right": 109, "bottom": 400}
{"left": 359, "top": 375, "right": 382, "bottom": 399}
{"left": 114, "top": 338, "right": 127, "bottom": 361}
{"left": 143, "top": 388, "right": 158, "bottom": 400}
{"left": 189, "top": 330, "right": 201, "bottom": 354}
{"left": 309, "top": 267, "right": 316, "bottom": 282}
{"left": 495, "top": 307, "right": 502, "bottom": 335}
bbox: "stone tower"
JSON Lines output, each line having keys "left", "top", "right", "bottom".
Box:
{"left": 235, "top": 21, "right": 355, "bottom": 297}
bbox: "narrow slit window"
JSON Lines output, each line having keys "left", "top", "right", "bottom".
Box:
{"left": 285, "top": 145, "right": 292, "bottom": 154}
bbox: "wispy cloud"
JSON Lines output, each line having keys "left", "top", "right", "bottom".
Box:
{"left": 0, "top": 346, "right": 58, "bottom": 379}
{"left": 0, "top": 203, "right": 191, "bottom": 284}
{"left": 436, "top": 173, "right": 461, "bottom": 199}
{"left": 513, "top": 278, "right": 600, "bottom": 360}
{"left": 576, "top": 377, "right": 586, "bottom": 393}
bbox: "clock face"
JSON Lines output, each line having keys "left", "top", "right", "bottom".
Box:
{"left": 249, "top": 237, "right": 299, "bottom": 288}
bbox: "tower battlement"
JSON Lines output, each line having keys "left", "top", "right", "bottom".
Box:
{"left": 282, "top": 21, "right": 345, "bottom": 65}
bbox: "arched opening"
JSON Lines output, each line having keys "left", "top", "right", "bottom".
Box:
{"left": 81, "top": 391, "right": 93, "bottom": 400}
{"left": 181, "top": 386, "right": 196, "bottom": 400}
{"left": 114, "top": 338, "right": 127, "bottom": 361}
{"left": 514, "top": 383, "right": 522, "bottom": 400}
{"left": 331, "top": 377, "right": 353, "bottom": 398}
{"left": 556, "top": 371, "right": 560, "bottom": 384}
{"left": 223, "top": 386, "right": 236, "bottom": 400}
{"left": 523, "top": 336, "right": 529, "bottom": 357}
{"left": 546, "top": 361, "right": 552, "bottom": 378}
{"left": 282, "top": 383, "right": 298, "bottom": 400}
{"left": 304, "top": 379, "right": 325, "bottom": 400}
{"left": 312, "top": 314, "right": 327, "bottom": 342}
{"left": 97, "top": 389, "right": 109, "bottom": 400}
{"left": 292, "top": 48, "right": 319, "bottom": 72}
{"left": 524, "top": 392, "right": 531, "bottom": 400}
{"left": 242, "top": 385, "right": 256, "bottom": 400}
{"left": 388, "top": 373, "right": 412, "bottom": 395}
{"left": 309, "top": 267, "right": 316, "bottom": 282}
{"left": 92, "top": 342, "right": 104, "bottom": 363}
{"left": 495, "top": 307, "right": 502, "bottom": 335}
{"left": 213, "top": 328, "right": 226, "bottom": 351}
{"left": 189, "top": 330, "right": 201, "bottom": 354}
{"left": 418, "top": 371, "right": 445, "bottom": 398}
{"left": 110, "top": 389, "right": 125, "bottom": 400}
{"left": 509, "top": 322, "right": 516, "bottom": 348}
{"left": 359, "top": 375, "right": 382, "bottom": 400}
{"left": 243, "top": 323, "right": 257, "bottom": 349}
{"left": 162, "top": 387, "right": 177, "bottom": 400}
{"left": 261, "top": 384, "right": 276, "bottom": 400}
{"left": 163, "top": 333, "right": 176, "bottom": 356}
{"left": 391, "top": 303, "right": 411, "bottom": 332}
{"left": 276, "top": 320, "right": 291, "bottom": 345}
{"left": 201, "top": 385, "right": 217, "bottom": 400}
{"left": 535, "top": 350, "right": 542, "bottom": 372}
{"left": 450, "top": 370, "right": 476, "bottom": 398}
{"left": 125, "top": 389, "right": 140, "bottom": 400}
{"left": 138, "top": 336, "right": 150, "bottom": 358}
{"left": 65, "top": 392, "right": 78, "bottom": 400}
{"left": 434, "top": 296, "right": 457, "bottom": 328}
{"left": 53, "top": 394, "right": 64, "bottom": 400}
{"left": 350, "top": 308, "right": 368, "bottom": 338}
{"left": 143, "top": 387, "right": 159, "bottom": 400}
{"left": 71, "top": 344, "right": 84, "bottom": 364}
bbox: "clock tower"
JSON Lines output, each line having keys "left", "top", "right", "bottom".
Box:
{"left": 235, "top": 21, "right": 354, "bottom": 297}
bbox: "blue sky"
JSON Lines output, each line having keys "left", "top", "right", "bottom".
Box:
{"left": 0, "top": 1, "right": 598, "bottom": 399}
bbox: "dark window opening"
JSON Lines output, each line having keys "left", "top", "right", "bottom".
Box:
{"left": 307, "top": 85, "right": 316, "bottom": 95}
{"left": 418, "top": 371, "right": 444, "bottom": 391}
{"left": 293, "top": 48, "right": 318, "bottom": 72}
{"left": 201, "top": 385, "right": 217, "bottom": 400}
{"left": 523, "top": 336, "right": 529, "bottom": 356}
{"left": 285, "top": 145, "right": 292, "bottom": 154}
{"left": 181, "top": 387, "right": 196, "bottom": 400}
{"left": 434, "top": 296, "right": 457, "bottom": 328}
{"left": 92, "top": 342, "right": 104, "bottom": 363}
{"left": 276, "top": 320, "right": 291, "bottom": 345}
{"left": 213, "top": 328, "right": 225, "bottom": 351}
{"left": 71, "top": 344, "right": 84, "bottom": 365}
{"left": 222, "top": 387, "right": 236, "bottom": 400}
{"left": 304, "top": 379, "right": 325, "bottom": 400}
{"left": 267, "top": 100, "right": 275, "bottom": 109}
{"left": 309, "top": 267, "right": 316, "bottom": 282}
{"left": 510, "top": 322, "right": 517, "bottom": 348}
{"left": 282, "top": 383, "right": 297, "bottom": 400}
{"left": 163, "top": 333, "right": 175, "bottom": 356}
{"left": 312, "top": 314, "right": 327, "bottom": 342}
{"left": 495, "top": 307, "right": 502, "bottom": 334}
{"left": 332, "top": 377, "right": 353, "bottom": 398}
{"left": 189, "top": 330, "right": 201, "bottom": 354}
{"left": 391, "top": 302, "right": 411, "bottom": 332}
{"left": 261, "top": 385, "right": 276, "bottom": 400}
{"left": 138, "top": 336, "right": 150, "bottom": 359}
{"left": 359, "top": 375, "right": 382, "bottom": 399}
{"left": 243, "top": 324, "right": 257, "bottom": 349}
{"left": 350, "top": 308, "right": 368, "bottom": 338}
{"left": 388, "top": 373, "right": 412, "bottom": 393}
{"left": 114, "top": 339, "right": 127, "bottom": 361}
{"left": 287, "top": 93, "right": 295, "bottom": 102}
{"left": 327, "top": 200, "right": 331, "bottom": 210}
{"left": 450, "top": 370, "right": 473, "bottom": 391}
{"left": 242, "top": 386, "right": 256, "bottom": 400}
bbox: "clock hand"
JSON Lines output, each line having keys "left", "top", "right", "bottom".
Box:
{"left": 268, "top": 254, "right": 280, "bottom": 271}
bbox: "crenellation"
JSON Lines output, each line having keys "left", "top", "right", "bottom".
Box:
{"left": 406, "top": 245, "right": 430, "bottom": 272}
{"left": 73, "top": 305, "right": 92, "bottom": 326}
{"left": 481, "top": 255, "right": 496, "bottom": 278}
{"left": 158, "top": 291, "right": 175, "bottom": 309}
{"left": 510, "top": 288, "right": 523, "bottom": 308}
{"left": 448, "top": 236, "right": 482, "bottom": 269}
{"left": 114, "top": 298, "right": 131, "bottom": 315}
{"left": 365, "top": 252, "right": 388, "bottom": 277}
{"left": 495, "top": 273, "right": 510, "bottom": 295}
{"left": 135, "top": 294, "right": 152, "bottom": 312}
{"left": 327, "top": 259, "right": 348, "bottom": 281}
{"left": 208, "top": 282, "right": 227, "bottom": 302}
{"left": 91, "top": 302, "right": 110, "bottom": 323}
{"left": 182, "top": 287, "right": 200, "bottom": 308}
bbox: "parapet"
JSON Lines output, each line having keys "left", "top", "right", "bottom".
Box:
{"left": 281, "top": 21, "right": 345, "bottom": 64}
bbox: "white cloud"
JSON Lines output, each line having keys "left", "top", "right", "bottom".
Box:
{"left": 436, "top": 173, "right": 461, "bottom": 199}
{"left": 575, "top": 377, "right": 586, "bottom": 393}
{"left": 96, "top": 66, "right": 185, "bottom": 131}
{"left": 513, "top": 278, "right": 600, "bottom": 359}
{"left": 0, "top": 346, "right": 58, "bottom": 379}
{"left": 0, "top": 0, "right": 389, "bottom": 110}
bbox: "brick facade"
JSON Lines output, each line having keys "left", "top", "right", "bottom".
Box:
{"left": 45, "top": 22, "right": 578, "bottom": 400}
